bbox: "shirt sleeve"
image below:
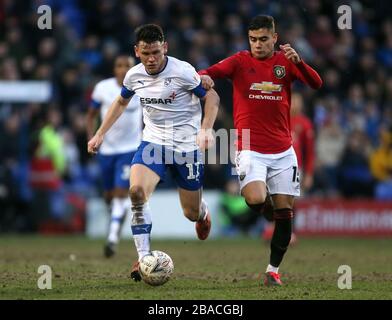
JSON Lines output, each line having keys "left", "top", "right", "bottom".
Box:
{"left": 179, "top": 63, "right": 206, "bottom": 98}
{"left": 290, "top": 60, "right": 323, "bottom": 90}
{"left": 198, "top": 54, "right": 239, "bottom": 80}
{"left": 90, "top": 83, "right": 102, "bottom": 109}
{"left": 121, "top": 70, "right": 136, "bottom": 99}
{"left": 121, "top": 86, "right": 135, "bottom": 99}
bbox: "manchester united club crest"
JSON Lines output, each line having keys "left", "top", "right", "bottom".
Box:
{"left": 273, "top": 65, "right": 286, "bottom": 79}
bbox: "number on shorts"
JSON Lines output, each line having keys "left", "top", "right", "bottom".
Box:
{"left": 292, "top": 166, "right": 300, "bottom": 183}
{"left": 186, "top": 162, "right": 201, "bottom": 180}
{"left": 121, "top": 165, "right": 131, "bottom": 180}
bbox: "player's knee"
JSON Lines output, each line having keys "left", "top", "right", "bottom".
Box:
{"left": 244, "top": 193, "right": 266, "bottom": 205}
{"left": 183, "top": 206, "right": 199, "bottom": 222}
{"left": 103, "top": 192, "right": 113, "bottom": 205}
{"left": 113, "top": 188, "right": 129, "bottom": 198}
{"left": 129, "top": 185, "right": 146, "bottom": 204}
{"left": 273, "top": 208, "right": 294, "bottom": 220}
{"left": 246, "top": 201, "right": 265, "bottom": 214}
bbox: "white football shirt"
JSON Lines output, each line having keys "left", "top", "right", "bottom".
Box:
{"left": 91, "top": 77, "right": 142, "bottom": 155}
{"left": 122, "top": 56, "right": 205, "bottom": 153}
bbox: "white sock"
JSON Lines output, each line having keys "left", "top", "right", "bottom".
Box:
{"left": 131, "top": 201, "right": 152, "bottom": 261}
{"left": 119, "top": 197, "right": 131, "bottom": 217}
{"left": 266, "top": 264, "right": 279, "bottom": 273}
{"left": 198, "top": 199, "right": 208, "bottom": 221}
{"left": 108, "top": 198, "right": 126, "bottom": 244}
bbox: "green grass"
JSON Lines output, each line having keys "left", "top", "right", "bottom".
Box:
{"left": 0, "top": 236, "right": 392, "bottom": 299}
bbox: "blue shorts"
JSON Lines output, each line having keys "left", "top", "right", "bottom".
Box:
{"left": 98, "top": 151, "right": 136, "bottom": 191}
{"left": 131, "top": 141, "right": 204, "bottom": 191}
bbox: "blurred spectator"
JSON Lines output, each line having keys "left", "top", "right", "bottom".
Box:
{"left": 307, "top": 15, "right": 336, "bottom": 59}
{"left": 0, "top": 112, "right": 31, "bottom": 231}
{"left": 218, "top": 179, "right": 263, "bottom": 237}
{"left": 29, "top": 108, "right": 67, "bottom": 226}
{"left": 364, "top": 101, "right": 382, "bottom": 146}
{"left": 291, "top": 93, "right": 315, "bottom": 193}
{"left": 370, "top": 128, "right": 392, "bottom": 199}
{"left": 314, "top": 116, "right": 346, "bottom": 197}
{"left": 36, "top": 108, "right": 66, "bottom": 176}
{"left": 285, "top": 23, "right": 315, "bottom": 62}
{"left": 1, "top": 0, "right": 392, "bottom": 233}
{"left": 338, "top": 130, "right": 374, "bottom": 198}
{"left": 377, "top": 22, "right": 392, "bottom": 68}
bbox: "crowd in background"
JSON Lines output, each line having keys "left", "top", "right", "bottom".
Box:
{"left": 1, "top": 0, "right": 392, "bottom": 232}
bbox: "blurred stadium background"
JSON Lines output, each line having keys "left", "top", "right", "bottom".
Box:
{"left": 1, "top": 0, "right": 392, "bottom": 300}
{"left": 1, "top": 1, "right": 392, "bottom": 239}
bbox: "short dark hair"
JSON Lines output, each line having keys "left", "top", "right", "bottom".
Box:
{"left": 248, "top": 15, "right": 275, "bottom": 32}
{"left": 135, "top": 24, "right": 165, "bottom": 44}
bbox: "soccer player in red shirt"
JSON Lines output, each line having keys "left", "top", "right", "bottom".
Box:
{"left": 291, "top": 92, "right": 315, "bottom": 193}
{"left": 200, "top": 15, "right": 322, "bottom": 286}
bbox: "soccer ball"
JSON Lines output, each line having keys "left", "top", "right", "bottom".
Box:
{"left": 138, "top": 250, "right": 174, "bottom": 286}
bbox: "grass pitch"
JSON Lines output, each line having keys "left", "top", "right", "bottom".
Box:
{"left": 0, "top": 236, "right": 391, "bottom": 300}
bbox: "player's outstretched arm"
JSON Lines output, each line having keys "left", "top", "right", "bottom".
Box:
{"left": 198, "top": 54, "right": 238, "bottom": 82}
{"left": 197, "top": 88, "right": 220, "bottom": 150}
{"left": 280, "top": 43, "right": 322, "bottom": 89}
{"left": 87, "top": 95, "right": 130, "bottom": 154}
{"left": 86, "top": 108, "right": 99, "bottom": 141}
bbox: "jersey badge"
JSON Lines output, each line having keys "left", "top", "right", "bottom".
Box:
{"left": 169, "top": 91, "right": 176, "bottom": 100}
{"left": 273, "top": 65, "right": 286, "bottom": 79}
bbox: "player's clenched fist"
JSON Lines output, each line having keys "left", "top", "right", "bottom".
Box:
{"left": 87, "top": 133, "right": 104, "bottom": 154}
{"left": 200, "top": 75, "right": 215, "bottom": 90}
{"left": 279, "top": 44, "right": 301, "bottom": 64}
{"left": 196, "top": 129, "right": 215, "bottom": 150}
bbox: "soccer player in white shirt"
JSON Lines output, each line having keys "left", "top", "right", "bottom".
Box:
{"left": 87, "top": 56, "right": 142, "bottom": 258}
{"left": 87, "top": 24, "right": 220, "bottom": 281}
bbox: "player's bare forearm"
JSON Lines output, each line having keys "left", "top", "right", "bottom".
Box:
{"left": 86, "top": 108, "right": 99, "bottom": 140}
{"left": 201, "top": 89, "right": 220, "bottom": 130}
{"left": 96, "top": 96, "right": 129, "bottom": 137}
{"left": 197, "top": 89, "right": 219, "bottom": 150}
{"left": 87, "top": 95, "right": 129, "bottom": 154}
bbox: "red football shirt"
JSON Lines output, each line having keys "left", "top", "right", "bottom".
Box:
{"left": 291, "top": 114, "right": 315, "bottom": 175}
{"left": 199, "top": 50, "right": 322, "bottom": 154}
